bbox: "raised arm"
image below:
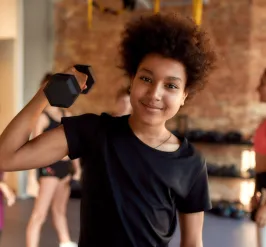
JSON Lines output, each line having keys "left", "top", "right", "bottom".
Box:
{"left": 0, "top": 68, "right": 87, "bottom": 171}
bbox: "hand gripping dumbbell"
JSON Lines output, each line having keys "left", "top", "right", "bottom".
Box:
{"left": 43, "top": 65, "right": 95, "bottom": 108}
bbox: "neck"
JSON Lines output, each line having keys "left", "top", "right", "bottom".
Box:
{"left": 128, "top": 114, "right": 168, "bottom": 139}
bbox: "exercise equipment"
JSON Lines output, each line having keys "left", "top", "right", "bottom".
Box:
{"left": 206, "top": 163, "right": 252, "bottom": 178}
{"left": 92, "top": 0, "right": 136, "bottom": 18}
{"left": 192, "top": 0, "right": 203, "bottom": 26}
{"left": 88, "top": 0, "right": 93, "bottom": 29}
{"left": 210, "top": 200, "right": 247, "bottom": 220}
{"left": 183, "top": 128, "right": 252, "bottom": 145}
{"left": 201, "top": 131, "right": 224, "bottom": 143}
{"left": 224, "top": 131, "right": 242, "bottom": 144}
{"left": 154, "top": 0, "right": 160, "bottom": 13}
{"left": 44, "top": 65, "right": 95, "bottom": 108}
{"left": 230, "top": 201, "right": 246, "bottom": 219}
{"left": 185, "top": 129, "right": 206, "bottom": 142}
{"left": 123, "top": 0, "right": 137, "bottom": 11}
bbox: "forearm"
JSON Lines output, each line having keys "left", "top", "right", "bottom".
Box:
{"left": 0, "top": 182, "right": 11, "bottom": 194}
{"left": 179, "top": 212, "right": 204, "bottom": 247}
{"left": 0, "top": 87, "right": 48, "bottom": 167}
{"left": 180, "top": 242, "right": 203, "bottom": 247}
{"left": 0, "top": 182, "right": 6, "bottom": 191}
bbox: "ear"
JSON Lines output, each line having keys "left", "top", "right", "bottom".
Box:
{"left": 181, "top": 91, "right": 188, "bottom": 106}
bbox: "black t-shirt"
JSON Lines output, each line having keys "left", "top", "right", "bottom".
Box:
{"left": 61, "top": 113, "right": 211, "bottom": 247}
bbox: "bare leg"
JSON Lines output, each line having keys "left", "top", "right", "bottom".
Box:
{"left": 257, "top": 226, "right": 266, "bottom": 247}
{"left": 26, "top": 177, "right": 59, "bottom": 247}
{"left": 51, "top": 175, "right": 73, "bottom": 244}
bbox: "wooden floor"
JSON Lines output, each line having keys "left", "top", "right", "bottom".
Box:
{"left": 0, "top": 197, "right": 258, "bottom": 247}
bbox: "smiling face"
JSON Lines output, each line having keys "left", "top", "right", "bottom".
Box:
{"left": 129, "top": 53, "right": 188, "bottom": 126}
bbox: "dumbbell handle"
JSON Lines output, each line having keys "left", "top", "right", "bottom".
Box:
{"left": 74, "top": 64, "right": 95, "bottom": 94}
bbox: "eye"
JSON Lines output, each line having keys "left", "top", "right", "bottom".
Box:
{"left": 165, "top": 83, "right": 178, "bottom": 89}
{"left": 140, "top": 76, "right": 152, "bottom": 83}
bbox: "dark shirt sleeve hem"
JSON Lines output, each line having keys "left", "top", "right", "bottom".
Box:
{"left": 178, "top": 203, "right": 212, "bottom": 214}
{"left": 61, "top": 117, "right": 81, "bottom": 160}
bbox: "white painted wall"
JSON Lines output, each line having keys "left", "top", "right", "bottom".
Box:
{"left": 23, "top": 0, "right": 54, "bottom": 104}
{"left": 21, "top": 0, "right": 55, "bottom": 198}
{"left": 0, "top": 0, "right": 24, "bottom": 196}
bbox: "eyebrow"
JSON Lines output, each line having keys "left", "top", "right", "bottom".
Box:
{"left": 139, "top": 68, "right": 182, "bottom": 81}
{"left": 139, "top": 68, "right": 153, "bottom": 75}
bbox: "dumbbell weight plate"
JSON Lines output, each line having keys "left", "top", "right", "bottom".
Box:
{"left": 44, "top": 65, "right": 95, "bottom": 108}
{"left": 44, "top": 73, "right": 81, "bottom": 108}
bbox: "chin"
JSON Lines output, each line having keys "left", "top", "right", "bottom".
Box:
{"left": 134, "top": 111, "right": 161, "bottom": 126}
{"left": 140, "top": 115, "right": 159, "bottom": 125}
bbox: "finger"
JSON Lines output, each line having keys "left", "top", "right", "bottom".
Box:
{"left": 64, "top": 67, "right": 88, "bottom": 89}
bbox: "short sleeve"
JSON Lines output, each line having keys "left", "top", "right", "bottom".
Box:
{"left": 61, "top": 113, "right": 107, "bottom": 160}
{"left": 176, "top": 164, "right": 212, "bottom": 214}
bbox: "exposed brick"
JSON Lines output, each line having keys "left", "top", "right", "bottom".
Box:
{"left": 54, "top": 0, "right": 266, "bottom": 136}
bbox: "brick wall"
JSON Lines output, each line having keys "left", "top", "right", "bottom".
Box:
{"left": 54, "top": 0, "right": 266, "bottom": 136}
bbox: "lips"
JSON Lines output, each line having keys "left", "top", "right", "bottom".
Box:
{"left": 140, "top": 101, "right": 162, "bottom": 110}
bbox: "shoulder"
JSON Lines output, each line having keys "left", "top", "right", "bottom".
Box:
{"left": 179, "top": 137, "right": 206, "bottom": 176}
{"left": 256, "top": 119, "right": 266, "bottom": 130}
{"left": 100, "top": 113, "right": 130, "bottom": 129}
{"left": 260, "top": 119, "right": 266, "bottom": 130}
{"left": 254, "top": 119, "right": 266, "bottom": 139}
{"left": 61, "top": 112, "right": 129, "bottom": 132}
{"left": 62, "top": 112, "right": 110, "bottom": 122}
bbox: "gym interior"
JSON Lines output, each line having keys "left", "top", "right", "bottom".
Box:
{"left": 0, "top": 0, "right": 265, "bottom": 246}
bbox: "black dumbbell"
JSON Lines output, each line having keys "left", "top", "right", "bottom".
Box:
{"left": 43, "top": 64, "right": 95, "bottom": 108}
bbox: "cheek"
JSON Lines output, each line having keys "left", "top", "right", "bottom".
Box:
{"left": 130, "top": 82, "right": 145, "bottom": 101}
{"left": 164, "top": 92, "right": 184, "bottom": 110}
{"left": 129, "top": 89, "right": 140, "bottom": 109}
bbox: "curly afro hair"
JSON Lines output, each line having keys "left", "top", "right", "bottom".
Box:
{"left": 119, "top": 13, "right": 216, "bottom": 95}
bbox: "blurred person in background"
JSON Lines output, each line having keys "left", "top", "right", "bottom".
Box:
{"left": 26, "top": 73, "right": 81, "bottom": 247}
{"left": 251, "top": 68, "right": 266, "bottom": 247}
{"left": 0, "top": 172, "right": 16, "bottom": 243}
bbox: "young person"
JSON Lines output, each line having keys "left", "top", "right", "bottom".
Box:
{"left": 26, "top": 74, "right": 81, "bottom": 247}
{"left": 0, "top": 13, "right": 216, "bottom": 247}
{"left": 251, "top": 69, "right": 266, "bottom": 247}
{"left": 252, "top": 69, "right": 266, "bottom": 227}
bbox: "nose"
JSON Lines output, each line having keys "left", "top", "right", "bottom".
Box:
{"left": 147, "top": 82, "right": 163, "bottom": 101}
